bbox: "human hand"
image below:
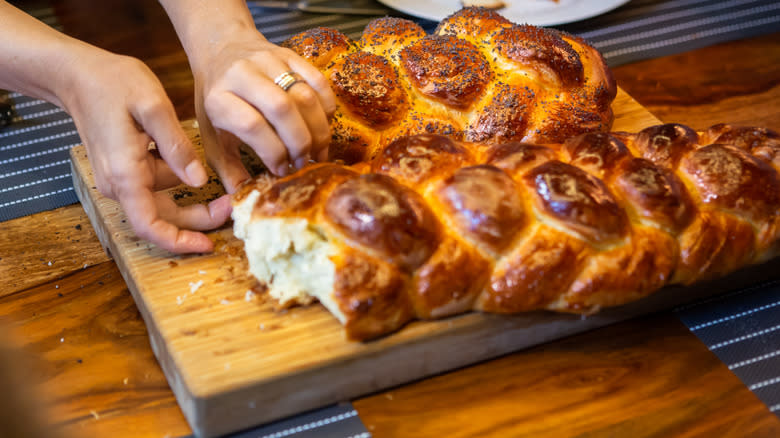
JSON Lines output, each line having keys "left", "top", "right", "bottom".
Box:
{"left": 191, "top": 30, "right": 337, "bottom": 193}
{"left": 61, "top": 50, "right": 232, "bottom": 254}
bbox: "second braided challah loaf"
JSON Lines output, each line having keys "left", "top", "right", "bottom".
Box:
{"left": 281, "top": 7, "right": 616, "bottom": 164}
{"left": 233, "top": 123, "right": 780, "bottom": 341}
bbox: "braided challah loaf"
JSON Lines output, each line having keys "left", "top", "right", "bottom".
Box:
{"left": 281, "top": 7, "right": 616, "bottom": 164}
{"left": 233, "top": 123, "right": 780, "bottom": 341}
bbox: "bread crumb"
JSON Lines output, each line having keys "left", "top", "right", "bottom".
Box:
{"left": 189, "top": 280, "right": 204, "bottom": 294}
{"left": 220, "top": 299, "right": 231, "bottom": 305}
{"left": 60, "top": 338, "right": 64, "bottom": 343}
{"left": 90, "top": 410, "right": 100, "bottom": 419}
{"left": 245, "top": 290, "right": 256, "bottom": 302}
{"left": 198, "top": 270, "right": 207, "bottom": 275}
{"left": 123, "top": 378, "right": 129, "bottom": 385}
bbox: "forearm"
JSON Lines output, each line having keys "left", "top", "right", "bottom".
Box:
{"left": 0, "top": 1, "right": 102, "bottom": 108}
{"left": 158, "top": 0, "right": 260, "bottom": 73}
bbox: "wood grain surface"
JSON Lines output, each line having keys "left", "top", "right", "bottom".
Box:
{"left": 355, "top": 313, "right": 780, "bottom": 437}
{"left": 0, "top": 1, "right": 779, "bottom": 437}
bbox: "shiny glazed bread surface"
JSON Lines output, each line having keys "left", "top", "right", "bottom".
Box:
{"left": 281, "top": 7, "right": 617, "bottom": 164}
{"left": 234, "top": 123, "right": 780, "bottom": 341}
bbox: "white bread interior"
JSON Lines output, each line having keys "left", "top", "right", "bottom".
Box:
{"left": 232, "top": 190, "right": 345, "bottom": 323}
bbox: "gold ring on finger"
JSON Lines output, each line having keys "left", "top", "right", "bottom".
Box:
{"left": 273, "top": 71, "right": 305, "bottom": 92}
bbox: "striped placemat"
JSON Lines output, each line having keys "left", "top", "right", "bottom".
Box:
{"left": 0, "top": 94, "right": 78, "bottom": 222}
{"left": 676, "top": 280, "right": 780, "bottom": 416}
{"left": 558, "top": 0, "right": 780, "bottom": 67}
{"left": 177, "top": 403, "right": 371, "bottom": 438}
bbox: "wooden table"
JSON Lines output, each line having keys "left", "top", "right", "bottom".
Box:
{"left": 1, "top": 1, "right": 779, "bottom": 437}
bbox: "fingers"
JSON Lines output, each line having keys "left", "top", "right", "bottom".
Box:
{"left": 200, "top": 118, "right": 251, "bottom": 194}
{"left": 286, "top": 55, "right": 337, "bottom": 117}
{"left": 228, "top": 61, "right": 315, "bottom": 166}
{"left": 130, "top": 92, "right": 208, "bottom": 188}
{"left": 285, "top": 80, "right": 331, "bottom": 168}
{"left": 285, "top": 55, "right": 337, "bottom": 163}
{"left": 146, "top": 154, "right": 184, "bottom": 191}
{"left": 118, "top": 183, "right": 211, "bottom": 254}
{"left": 205, "top": 53, "right": 334, "bottom": 175}
{"left": 156, "top": 193, "right": 233, "bottom": 231}
{"left": 117, "top": 182, "right": 232, "bottom": 254}
{"left": 207, "top": 91, "right": 292, "bottom": 176}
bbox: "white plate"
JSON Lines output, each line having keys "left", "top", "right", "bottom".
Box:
{"left": 376, "top": 0, "right": 631, "bottom": 26}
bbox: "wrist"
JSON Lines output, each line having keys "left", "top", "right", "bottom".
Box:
{"left": 55, "top": 43, "right": 117, "bottom": 112}
{"left": 190, "top": 23, "right": 265, "bottom": 78}
{"left": 159, "top": 0, "right": 262, "bottom": 73}
{"left": 0, "top": 2, "right": 85, "bottom": 108}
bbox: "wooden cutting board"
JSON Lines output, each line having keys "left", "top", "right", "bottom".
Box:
{"left": 71, "top": 88, "right": 754, "bottom": 437}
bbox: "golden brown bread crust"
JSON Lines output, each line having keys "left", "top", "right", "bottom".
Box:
{"left": 234, "top": 8, "right": 777, "bottom": 341}
{"left": 235, "top": 123, "right": 780, "bottom": 341}
{"left": 281, "top": 7, "right": 616, "bottom": 163}
{"left": 324, "top": 174, "right": 442, "bottom": 272}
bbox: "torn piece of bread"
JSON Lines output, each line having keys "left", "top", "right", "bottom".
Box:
{"left": 232, "top": 188, "right": 343, "bottom": 322}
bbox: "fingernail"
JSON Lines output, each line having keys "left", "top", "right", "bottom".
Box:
{"left": 276, "top": 164, "right": 289, "bottom": 177}
{"left": 294, "top": 156, "right": 309, "bottom": 169}
{"left": 185, "top": 160, "right": 208, "bottom": 186}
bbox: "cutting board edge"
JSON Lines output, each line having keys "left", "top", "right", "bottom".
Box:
{"left": 70, "top": 146, "right": 198, "bottom": 425}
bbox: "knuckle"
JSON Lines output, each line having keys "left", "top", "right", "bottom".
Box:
{"left": 266, "top": 95, "right": 293, "bottom": 116}
{"left": 293, "top": 86, "right": 318, "bottom": 108}
{"left": 226, "top": 59, "right": 253, "bottom": 78}
{"left": 307, "top": 74, "right": 330, "bottom": 93}
{"left": 136, "top": 96, "right": 169, "bottom": 118}
{"left": 250, "top": 51, "right": 272, "bottom": 64}
{"left": 202, "top": 92, "right": 225, "bottom": 118}
{"left": 315, "top": 130, "right": 332, "bottom": 148}
{"left": 293, "top": 132, "right": 313, "bottom": 155}
{"left": 233, "top": 114, "right": 264, "bottom": 136}
{"left": 166, "top": 137, "right": 190, "bottom": 157}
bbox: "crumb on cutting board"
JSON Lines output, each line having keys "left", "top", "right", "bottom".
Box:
{"left": 189, "top": 280, "right": 204, "bottom": 294}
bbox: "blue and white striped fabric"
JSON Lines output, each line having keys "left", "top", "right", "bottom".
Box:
{"left": 0, "top": 93, "right": 78, "bottom": 222}
{"left": 558, "top": 0, "right": 780, "bottom": 67}
{"left": 677, "top": 280, "right": 780, "bottom": 416}
{"left": 178, "top": 403, "right": 370, "bottom": 438}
